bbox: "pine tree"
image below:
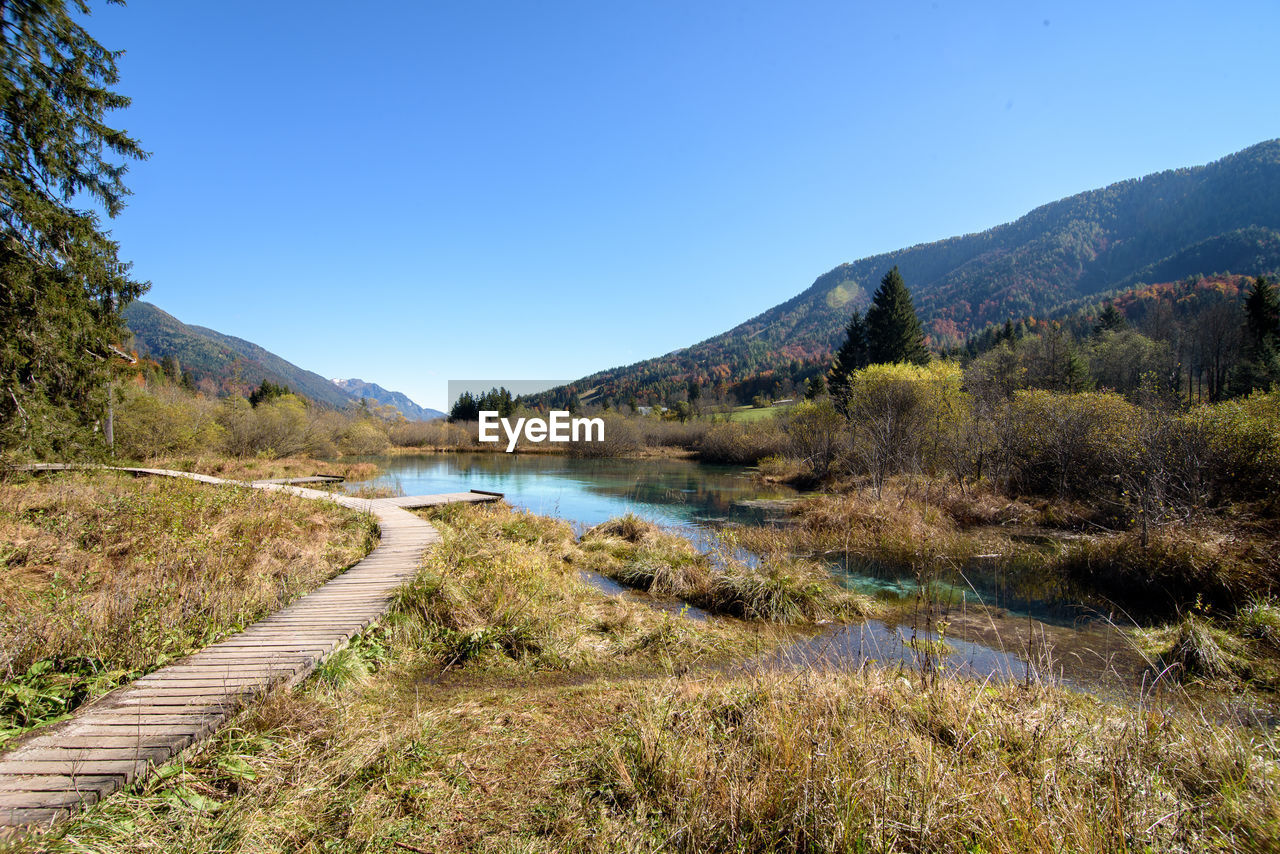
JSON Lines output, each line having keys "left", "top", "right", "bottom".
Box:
{"left": 804, "top": 373, "right": 826, "bottom": 400}
{"left": 1094, "top": 303, "right": 1127, "bottom": 335}
{"left": 1, "top": 0, "right": 148, "bottom": 457}
{"left": 1230, "top": 276, "right": 1280, "bottom": 393}
{"left": 865, "top": 266, "right": 929, "bottom": 365}
{"left": 1244, "top": 275, "right": 1280, "bottom": 348}
{"left": 827, "top": 308, "right": 869, "bottom": 409}
{"left": 449, "top": 392, "right": 479, "bottom": 422}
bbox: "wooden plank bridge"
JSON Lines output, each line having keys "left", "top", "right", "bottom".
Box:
{"left": 0, "top": 467, "right": 500, "bottom": 836}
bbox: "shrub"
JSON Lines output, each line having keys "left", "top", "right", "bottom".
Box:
{"left": 568, "top": 413, "right": 641, "bottom": 458}
{"left": 388, "top": 418, "right": 472, "bottom": 448}
{"left": 1187, "top": 389, "right": 1280, "bottom": 503}
{"left": 112, "top": 384, "right": 224, "bottom": 459}
{"left": 216, "top": 394, "right": 321, "bottom": 458}
{"left": 838, "top": 362, "right": 968, "bottom": 495}
{"left": 778, "top": 399, "right": 846, "bottom": 479}
{"left": 1000, "top": 389, "right": 1140, "bottom": 499}
{"left": 638, "top": 418, "right": 710, "bottom": 449}
{"left": 695, "top": 419, "right": 786, "bottom": 464}
{"left": 336, "top": 419, "right": 390, "bottom": 455}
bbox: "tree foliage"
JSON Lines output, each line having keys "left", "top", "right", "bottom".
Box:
{"left": 248, "top": 379, "right": 292, "bottom": 407}
{"left": 827, "top": 308, "right": 868, "bottom": 412}
{"left": 0, "top": 0, "right": 147, "bottom": 458}
{"left": 1232, "top": 275, "right": 1280, "bottom": 393}
{"left": 865, "top": 267, "right": 929, "bottom": 366}
{"left": 449, "top": 387, "right": 515, "bottom": 422}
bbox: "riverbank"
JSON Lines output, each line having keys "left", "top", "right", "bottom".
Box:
{"left": 16, "top": 501, "right": 1277, "bottom": 853}
{"left": 380, "top": 443, "right": 699, "bottom": 460}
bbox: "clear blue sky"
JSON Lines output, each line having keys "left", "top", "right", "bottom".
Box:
{"left": 88, "top": 0, "right": 1279, "bottom": 411}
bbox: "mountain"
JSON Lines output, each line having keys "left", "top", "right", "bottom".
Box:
{"left": 544, "top": 140, "right": 1280, "bottom": 405}
{"left": 122, "top": 301, "right": 361, "bottom": 409}
{"left": 331, "top": 378, "right": 444, "bottom": 421}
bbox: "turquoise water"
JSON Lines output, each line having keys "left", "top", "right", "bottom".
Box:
{"left": 344, "top": 452, "right": 797, "bottom": 533}
{"left": 344, "top": 452, "right": 1089, "bottom": 621}
{"left": 343, "top": 452, "right": 1153, "bottom": 691}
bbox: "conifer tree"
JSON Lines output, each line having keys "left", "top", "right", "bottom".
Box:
{"left": 827, "top": 308, "right": 869, "bottom": 411}
{"left": 1094, "top": 303, "right": 1127, "bottom": 335}
{"left": 865, "top": 266, "right": 929, "bottom": 365}
{"left": 1231, "top": 275, "right": 1280, "bottom": 393}
{"left": 1243, "top": 275, "right": 1280, "bottom": 349}
{"left": 804, "top": 373, "right": 826, "bottom": 400}
{"left": 1, "top": 0, "right": 147, "bottom": 457}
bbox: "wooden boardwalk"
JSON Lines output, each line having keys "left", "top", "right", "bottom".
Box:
{"left": 0, "top": 467, "right": 499, "bottom": 834}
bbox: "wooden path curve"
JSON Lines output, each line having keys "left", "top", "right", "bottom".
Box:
{"left": 0, "top": 467, "right": 499, "bottom": 835}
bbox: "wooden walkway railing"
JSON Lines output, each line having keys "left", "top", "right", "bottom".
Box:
{"left": 0, "top": 467, "right": 499, "bottom": 835}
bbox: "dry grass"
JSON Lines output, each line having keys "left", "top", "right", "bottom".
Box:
{"left": 1054, "top": 528, "right": 1264, "bottom": 616}
{"left": 146, "top": 455, "right": 380, "bottom": 483}
{"left": 576, "top": 668, "right": 1280, "bottom": 853}
{"left": 580, "top": 515, "right": 874, "bottom": 623}
{"left": 13, "top": 502, "right": 1280, "bottom": 854}
{"left": 20, "top": 503, "right": 787, "bottom": 853}
{"left": 0, "top": 470, "right": 375, "bottom": 743}
{"left": 742, "top": 489, "right": 1001, "bottom": 568}
{"left": 395, "top": 505, "right": 769, "bottom": 671}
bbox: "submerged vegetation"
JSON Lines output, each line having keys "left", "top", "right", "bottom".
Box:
{"left": 580, "top": 514, "right": 875, "bottom": 623}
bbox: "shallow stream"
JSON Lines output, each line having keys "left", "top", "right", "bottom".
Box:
{"left": 344, "top": 453, "right": 1157, "bottom": 695}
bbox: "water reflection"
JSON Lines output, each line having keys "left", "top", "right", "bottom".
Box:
{"left": 346, "top": 453, "right": 1145, "bottom": 693}
{"left": 344, "top": 452, "right": 797, "bottom": 532}
{"left": 752, "top": 609, "right": 1148, "bottom": 698}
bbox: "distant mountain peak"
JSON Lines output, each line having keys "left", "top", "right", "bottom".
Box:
{"left": 122, "top": 302, "right": 445, "bottom": 420}
{"left": 330, "top": 378, "right": 443, "bottom": 421}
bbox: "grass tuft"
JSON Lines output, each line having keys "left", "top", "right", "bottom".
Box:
{"left": 581, "top": 517, "right": 870, "bottom": 623}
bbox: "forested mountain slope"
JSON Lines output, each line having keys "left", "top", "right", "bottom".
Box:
{"left": 122, "top": 301, "right": 358, "bottom": 409}
{"left": 553, "top": 140, "right": 1280, "bottom": 404}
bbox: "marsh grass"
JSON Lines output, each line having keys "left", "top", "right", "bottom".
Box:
{"left": 1126, "top": 608, "right": 1280, "bottom": 693}
{"left": 1054, "top": 528, "right": 1263, "bottom": 616}
{"left": 17, "top": 503, "right": 1280, "bottom": 854}
{"left": 580, "top": 514, "right": 873, "bottom": 623}
{"left": 575, "top": 667, "right": 1280, "bottom": 854}
{"left": 0, "top": 471, "right": 375, "bottom": 744}
{"left": 768, "top": 490, "right": 1007, "bottom": 566}
{"left": 392, "top": 504, "right": 770, "bottom": 673}
{"left": 1236, "top": 598, "right": 1280, "bottom": 648}
{"left": 146, "top": 455, "right": 379, "bottom": 483}
{"left": 20, "top": 503, "right": 788, "bottom": 852}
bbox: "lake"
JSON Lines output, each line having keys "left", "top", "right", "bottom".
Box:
{"left": 343, "top": 451, "right": 798, "bottom": 532}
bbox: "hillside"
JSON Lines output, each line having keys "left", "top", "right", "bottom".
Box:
{"left": 122, "top": 301, "right": 359, "bottom": 409}
{"left": 332, "top": 378, "right": 444, "bottom": 421}
{"left": 547, "top": 140, "right": 1280, "bottom": 405}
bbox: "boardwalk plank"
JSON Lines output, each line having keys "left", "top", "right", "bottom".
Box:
{"left": 0, "top": 468, "right": 500, "bottom": 835}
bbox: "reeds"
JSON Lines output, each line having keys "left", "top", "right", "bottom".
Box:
{"left": 584, "top": 668, "right": 1280, "bottom": 853}
{"left": 22, "top": 501, "right": 1280, "bottom": 854}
